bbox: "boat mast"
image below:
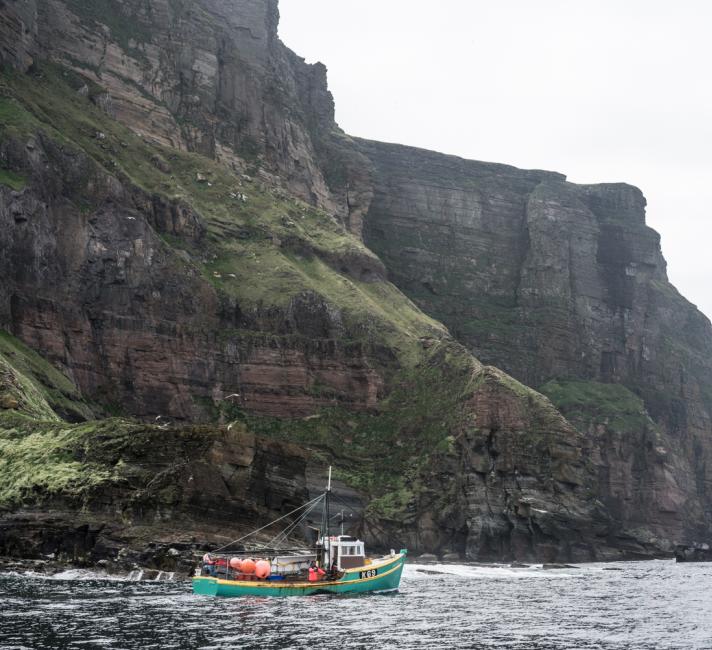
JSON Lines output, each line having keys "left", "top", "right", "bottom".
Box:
{"left": 325, "top": 466, "right": 332, "bottom": 567}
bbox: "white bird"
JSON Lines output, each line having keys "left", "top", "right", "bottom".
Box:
{"left": 222, "top": 393, "right": 241, "bottom": 400}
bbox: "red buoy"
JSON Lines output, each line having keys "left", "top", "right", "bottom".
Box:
{"left": 255, "top": 560, "right": 271, "bottom": 579}
{"left": 241, "top": 559, "right": 256, "bottom": 575}
{"left": 229, "top": 557, "right": 242, "bottom": 570}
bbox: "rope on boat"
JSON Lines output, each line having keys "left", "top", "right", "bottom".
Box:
{"left": 267, "top": 496, "right": 323, "bottom": 549}
{"left": 211, "top": 493, "right": 326, "bottom": 553}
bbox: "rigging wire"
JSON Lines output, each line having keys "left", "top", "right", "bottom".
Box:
{"left": 271, "top": 497, "right": 322, "bottom": 545}
{"left": 211, "top": 493, "right": 325, "bottom": 553}
{"left": 268, "top": 497, "right": 322, "bottom": 549}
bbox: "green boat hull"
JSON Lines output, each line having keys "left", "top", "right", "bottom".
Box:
{"left": 192, "top": 552, "right": 406, "bottom": 598}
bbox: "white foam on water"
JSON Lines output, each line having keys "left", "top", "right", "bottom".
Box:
{"left": 153, "top": 570, "right": 175, "bottom": 582}
{"left": 2, "top": 567, "right": 177, "bottom": 582}
{"left": 51, "top": 569, "right": 109, "bottom": 581}
{"left": 66, "top": 638, "right": 116, "bottom": 646}
{"left": 127, "top": 569, "right": 144, "bottom": 581}
{"left": 405, "top": 563, "right": 580, "bottom": 579}
{"left": 1, "top": 569, "right": 129, "bottom": 582}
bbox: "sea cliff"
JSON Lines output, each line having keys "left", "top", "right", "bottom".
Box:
{"left": 0, "top": 0, "right": 710, "bottom": 570}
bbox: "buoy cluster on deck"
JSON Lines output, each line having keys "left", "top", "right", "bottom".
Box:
{"left": 201, "top": 554, "right": 272, "bottom": 580}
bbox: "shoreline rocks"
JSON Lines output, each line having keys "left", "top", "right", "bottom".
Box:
{"left": 675, "top": 543, "right": 712, "bottom": 562}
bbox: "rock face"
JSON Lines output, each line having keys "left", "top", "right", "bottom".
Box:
{"left": 0, "top": 0, "right": 37, "bottom": 71}
{"left": 26, "top": 0, "right": 370, "bottom": 224}
{"left": 0, "top": 0, "right": 710, "bottom": 565}
{"left": 0, "top": 0, "right": 380, "bottom": 422}
{"left": 359, "top": 139, "right": 712, "bottom": 550}
{"left": 0, "top": 78, "right": 391, "bottom": 421}
{"left": 0, "top": 331, "right": 310, "bottom": 574}
{"left": 365, "top": 366, "right": 615, "bottom": 562}
{"left": 675, "top": 543, "right": 712, "bottom": 562}
{"left": 0, "top": 418, "right": 310, "bottom": 575}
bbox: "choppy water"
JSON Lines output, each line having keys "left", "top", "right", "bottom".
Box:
{"left": 1, "top": 560, "right": 711, "bottom": 649}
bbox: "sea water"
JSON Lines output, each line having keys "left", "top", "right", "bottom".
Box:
{"left": 1, "top": 560, "right": 711, "bottom": 649}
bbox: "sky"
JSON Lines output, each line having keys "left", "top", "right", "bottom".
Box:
{"left": 279, "top": 0, "right": 712, "bottom": 319}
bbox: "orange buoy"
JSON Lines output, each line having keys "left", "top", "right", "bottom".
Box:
{"left": 255, "top": 560, "right": 271, "bottom": 579}
{"left": 241, "top": 558, "right": 256, "bottom": 575}
{"left": 229, "top": 557, "right": 242, "bottom": 570}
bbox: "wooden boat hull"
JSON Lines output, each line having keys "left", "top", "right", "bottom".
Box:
{"left": 192, "top": 552, "right": 406, "bottom": 598}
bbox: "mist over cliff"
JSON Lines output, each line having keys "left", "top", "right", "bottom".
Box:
{"left": 0, "top": 0, "right": 710, "bottom": 570}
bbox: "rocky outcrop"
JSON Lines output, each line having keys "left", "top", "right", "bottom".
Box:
{"left": 675, "top": 543, "right": 712, "bottom": 562}
{"left": 0, "top": 330, "right": 312, "bottom": 575}
{"left": 0, "top": 416, "right": 310, "bottom": 575}
{"left": 362, "top": 364, "right": 650, "bottom": 562}
{"left": 0, "top": 0, "right": 37, "bottom": 71}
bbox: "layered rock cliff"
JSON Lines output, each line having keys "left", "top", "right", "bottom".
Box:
{"left": 0, "top": 330, "right": 310, "bottom": 574}
{"left": 359, "top": 139, "right": 712, "bottom": 549}
{"left": 0, "top": 0, "right": 710, "bottom": 567}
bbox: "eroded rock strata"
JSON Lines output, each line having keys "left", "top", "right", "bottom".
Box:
{"left": 359, "top": 139, "right": 712, "bottom": 552}
{"left": 0, "top": 0, "right": 710, "bottom": 567}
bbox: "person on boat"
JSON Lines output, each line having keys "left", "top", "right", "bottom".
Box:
{"left": 308, "top": 562, "right": 326, "bottom": 582}
{"left": 329, "top": 559, "right": 339, "bottom": 578}
{"left": 201, "top": 553, "right": 216, "bottom": 576}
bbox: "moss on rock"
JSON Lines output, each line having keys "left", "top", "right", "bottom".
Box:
{"left": 539, "top": 379, "right": 653, "bottom": 434}
{"left": 0, "top": 331, "right": 94, "bottom": 422}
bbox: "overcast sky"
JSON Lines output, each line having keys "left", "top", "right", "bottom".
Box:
{"left": 279, "top": 0, "right": 712, "bottom": 320}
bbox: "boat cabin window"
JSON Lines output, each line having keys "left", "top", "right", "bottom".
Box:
{"left": 333, "top": 538, "right": 365, "bottom": 568}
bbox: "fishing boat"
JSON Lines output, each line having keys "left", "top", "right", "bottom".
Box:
{"left": 192, "top": 469, "right": 407, "bottom": 597}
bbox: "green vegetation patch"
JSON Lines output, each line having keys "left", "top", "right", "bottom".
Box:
{"left": 539, "top": 379, "right": 652, "bottom": 434}
{"left": 0, "top": 413, "right": 228, "bottom": 508}
{"left": 0, "top": 62, "right": 445, "bottom": 367}
{"left": 0, "top": 331, "right": 94, "bottom": 422}
{"left": 0, "top": 413, "right": 113, "bottom": 506}
{"left": 245, "top": 340, "right": 482, "bottom": 519}
{"left": 0, "top": 168, "right": 26, "bottom": 191}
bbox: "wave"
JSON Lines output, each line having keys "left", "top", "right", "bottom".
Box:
{"left": 404, "top": 563, "right": 581, "bottom": 579}
{"left": 0, "top": 567, "right": 181, "bottom": 582}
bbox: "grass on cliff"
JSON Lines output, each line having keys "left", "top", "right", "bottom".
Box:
{"left": 244, "top": 339, "right": 484, "bottom": 518}
{"left": 0, "top": 331, "right": 94, "bottom": 422}
{"left": 0, "top": 167, "right": 26, "bottom": 190}
{"left": 0, "top": 412, "right": 217, "bottom": 508}
{"left": 0, "top": 63, "right": 539, "bottom": 522}
{"left": 539, "top": 379, "right": 653, "bottom": 434}
{"left": 0, "top": 64, "right": 443, "bottom": 368}
{"left": 0, "top": 412, "right": 113, "bottom": 506}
